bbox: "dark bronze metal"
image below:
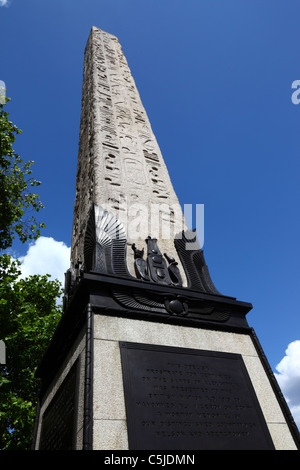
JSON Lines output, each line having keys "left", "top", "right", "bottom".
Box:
{"left": 146, "top": 237, "right": 172, "bottom": 285}
{"left": 132, "top": 243, "right": 150, "bottom": 281}
{"left": 83, "top": 304, "right": 94, "bottom": 450}
{"left": 39, "top": 361, "right": 79, "bottom": 450}
{"left": 164, "top": 252, "right": 183, "bottom": 287}
{"left": 120, "top": 342, "right": 275, "bottom": 450}
{"left": 84, "top": 204, "right": 130, "bottom": 278}
{"left": 174, "top": 229, "right": 221, "bottom": 295}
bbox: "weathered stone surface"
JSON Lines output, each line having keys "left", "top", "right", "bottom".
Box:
{"left": 71, "top": 27, "right": 186, "bottom": 277}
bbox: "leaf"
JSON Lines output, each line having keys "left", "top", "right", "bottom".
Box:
{"left": 0, "top": 254, "right": 63, "bottom": 449}
{"left": 0, "top": 99, "right": 45, "bottom": 250}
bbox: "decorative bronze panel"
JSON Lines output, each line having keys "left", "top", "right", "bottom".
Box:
{"left": 120, "top": 342, "right": 274, "bottom": 450}
{"left": 39, "top": 362, "right": 79, "bottom": 450}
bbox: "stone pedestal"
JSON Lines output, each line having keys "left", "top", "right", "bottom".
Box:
{"left": 32, "top": 273, "right": 299, "bottom": 450}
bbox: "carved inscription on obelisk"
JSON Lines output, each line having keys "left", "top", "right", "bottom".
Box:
{"left": 71, "top": 27, "right": 186, "bottom": 277}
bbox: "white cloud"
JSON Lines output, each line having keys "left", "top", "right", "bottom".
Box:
{"left": 0, "top": 0, "right": 9, "bottom": 7}
{"left": 18, "top": 236, "right": 70, "bottom": 286}
{"left": 274, "top": 340, "right": 300, "bottom": 429}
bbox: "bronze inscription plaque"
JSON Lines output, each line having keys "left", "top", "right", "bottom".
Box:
{"left": 120, "top": 342, "right": 274, "bottom": 450}
{"left": 39, "top": 361, "right": 78, "bottom": 450}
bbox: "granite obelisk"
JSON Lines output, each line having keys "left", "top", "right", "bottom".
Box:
{"left": 32, "top": 27, "right": 300, "bottom": 451}
{"left": 70, "top": 27, "right": 186, "bottom": 280}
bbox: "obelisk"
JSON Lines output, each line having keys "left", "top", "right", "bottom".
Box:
{"left": 32, "top": 27, "right": 300, "bottom": 451}
{"left": 71, "top": 26, "right": 186, "bottom": 279}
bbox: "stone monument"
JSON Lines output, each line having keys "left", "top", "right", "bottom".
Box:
{"left": 32, "top": 27, "right": 299, "bottom": 450}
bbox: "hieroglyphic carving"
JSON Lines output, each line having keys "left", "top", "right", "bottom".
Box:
{"left": 124, "top": 158, "right": 147, "bottom": 185}
{"left": 103, "top": 150, "right": 121, "bottom": 187}
{"left": 71, "top": 27, "right": 187, "bottom": 279}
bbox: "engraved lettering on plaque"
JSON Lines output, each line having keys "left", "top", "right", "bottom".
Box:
{"left": 120, "top": 343, "right": 274, "bottom": 450}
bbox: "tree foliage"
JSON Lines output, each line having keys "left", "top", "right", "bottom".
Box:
{"left": 0, "top": 255, "right": 63, "bottom": 450}
{"left": 0, "top": 98, "right": 45, "bottom": 250}
{"left": 0, "top": 99, "right": 63, "bottom": 449}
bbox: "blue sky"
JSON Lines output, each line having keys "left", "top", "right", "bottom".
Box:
{"left": 1, "top": 1, "right": 300, "bottom": 426}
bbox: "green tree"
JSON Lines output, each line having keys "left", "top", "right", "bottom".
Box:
{"left": 0, "top": 98, "right": 45, "bottom": 250}
{"left": 0, "top": 255, "right": 63, "bottom": 449}
{"left": 0, "top": 99, "right": 63, "bottom": 449}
